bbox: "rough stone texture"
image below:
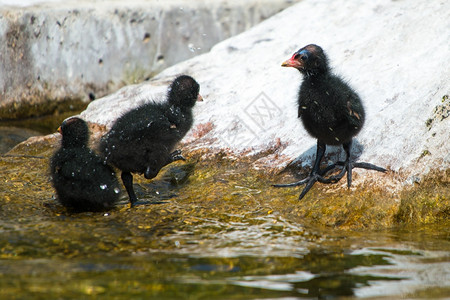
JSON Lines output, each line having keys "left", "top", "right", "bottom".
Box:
{"left": 81, "top": 0, "right": 450, "bottom": 181}
{"left": 0, "top": 0, "right": 297, "bottom": 119}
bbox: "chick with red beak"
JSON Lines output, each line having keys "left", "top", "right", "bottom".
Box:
{"left": 274, "top": 44, "right": 386, "bottom": 200}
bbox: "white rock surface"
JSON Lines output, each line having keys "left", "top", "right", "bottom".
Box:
{"left": 0, "top": 0, "right": 62, "bottom": 6}
{"left": 82, "top": 0, "right": 450, "bottom": 176}
{"left": 0, "top": 0, "right": 295, "bottom": 117}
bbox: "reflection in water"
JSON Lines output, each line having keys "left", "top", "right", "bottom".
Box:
{"left": 160, "top": 214, "right": 312, "bottom": 258}
{"left": 0, "top": 243, "right": 448, "bottom": 299}
{"left": 0, "top": 126, "right": 42, "bottom": 154}
{"left": 0, "top": 107, "right": 87, "bottom": 153}
{"left": 1, "top": 211, "right": 449, "bottom": 299}
{"left": 350, "top": 248, "right": 450, "bottom": 298}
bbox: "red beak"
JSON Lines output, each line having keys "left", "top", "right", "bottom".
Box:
{"left": 281, "top": 53, "right": 303, "bottom": 69}
{"left": 197, "top": 94, "right": 203, "bottom": 102}
{"left": 281, "top": 56, "right": 302, "bottom": 69}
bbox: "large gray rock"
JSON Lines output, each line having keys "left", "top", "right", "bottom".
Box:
{"left": 0, "top": 0, "right": 296, "bottom": 119}
{"left": 82, "top": 0, "right": 450, "bottom": 178}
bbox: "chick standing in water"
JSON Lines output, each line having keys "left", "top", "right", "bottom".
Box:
{"left": 50, "top": 117, "right": 120, "bottom": 211}
{"left": 274, "top": 44, "right": 386, "bottom": 199}
{"left": 101, "top": 75, "right": 203, "bottom": 206}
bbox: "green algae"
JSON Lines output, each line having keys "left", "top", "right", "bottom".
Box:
{"left": 0, "top": 96, "right": 88, "bottom": 121}
{"left": 425, "top": 94, "right": 449, "bottom": 130}
{"left": 1, "top": 138, "right": 448, "bottom": 238}
{"left": 0, "top": 107, "right": 85, "bottom": 135}
{"left": 395, "top": 170, "right": 450, "bottom": 225}
{"left": 0, "top": 138, "right": 449, "bottom": 298}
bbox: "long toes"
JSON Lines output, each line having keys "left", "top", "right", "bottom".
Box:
{"left": 273, "top": 177, "right": 310, "bottom": 188}
{"left": 170, "top": 149, "right": 182, "bottom": 155}
{"left": 273, "top": 174, "right": 319, "bottom": 200}
{"left": 352, "top": 162, "right": 387, "bottom": 173}
{"left": 171, "top": 154, "right": 186, "bottom": 162}
{"left": 319, "top": 161, "right": 346, "bottom": 176}
{"left": 169, "top": 149, "right": 185, "bottom": 162}
{"left": 318, "top": 166, "right": 347, "bottom": 184}
{"left": 298, "top": 176, "right": 318, "bottom": 200}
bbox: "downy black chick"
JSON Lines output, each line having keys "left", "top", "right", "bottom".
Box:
{"left": 50, "top": 117, "right": 120, "bottom": 211}
{"left": 100, "top": 75, "right": 202, "bottom": 206}
{"left": 274, "top": 44, "right": 386, "bottom": 199}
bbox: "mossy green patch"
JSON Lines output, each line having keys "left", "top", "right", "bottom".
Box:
{"left": 0, "top": 95, "right": 87, "bottom": 121}
{"left": 1, "top": 140, "right": 448, "bottom": 238}
{"left": 425, "top": 94, "right": 449, "bottom": 130}
{"left": 395, "top": 169, "right": 449, "bottom": 224}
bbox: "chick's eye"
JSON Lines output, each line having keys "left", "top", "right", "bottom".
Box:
{"left": 298, "top": 49, "right": 309, "bottom": 61}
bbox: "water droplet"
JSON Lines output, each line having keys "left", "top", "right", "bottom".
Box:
{"left": 188, "top": 43, "right": 195, "bottom": 52}
{"left": 103, "top": 213, "right": 109, "bottom": 217}
{"left": 114, "top": 188, "right": 120, "bottom": 194}
{"left": 100, "top": 184, "right": 107, "bottom": 190}
{"left": 155, "top": 191, "right": 160, "bottom": 195}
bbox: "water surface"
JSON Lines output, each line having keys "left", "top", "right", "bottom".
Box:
{"left": 0, "top": 130, "right": 449, "bottom": 299}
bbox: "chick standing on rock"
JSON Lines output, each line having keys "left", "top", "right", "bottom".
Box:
{"left": 274, "top": 44, "right": 386, "bottom": 199}
{"left": 100, "top": 75, "right": 203, "bottom": 206}
{"left": 50, "top": 117, "right": 120, "bottom": 212}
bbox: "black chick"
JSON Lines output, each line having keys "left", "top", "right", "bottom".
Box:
{"left": 50, "top": 117, "right": 120, "bottom": 211}
{"left": 274, "top": 44, "right": 386, "bottom": 199}
{"left": 100, "top": 75, "right": 202, "bottom": 206}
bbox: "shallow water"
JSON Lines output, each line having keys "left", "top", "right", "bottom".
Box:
{"left": 0, "top": 110, "right": 84, "bottom": 154}
{"left": 1, "top": 211, "right": 449, "bottom": 299}
{"left": 0, "top": 127, "right": 449, "bottom": 299}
